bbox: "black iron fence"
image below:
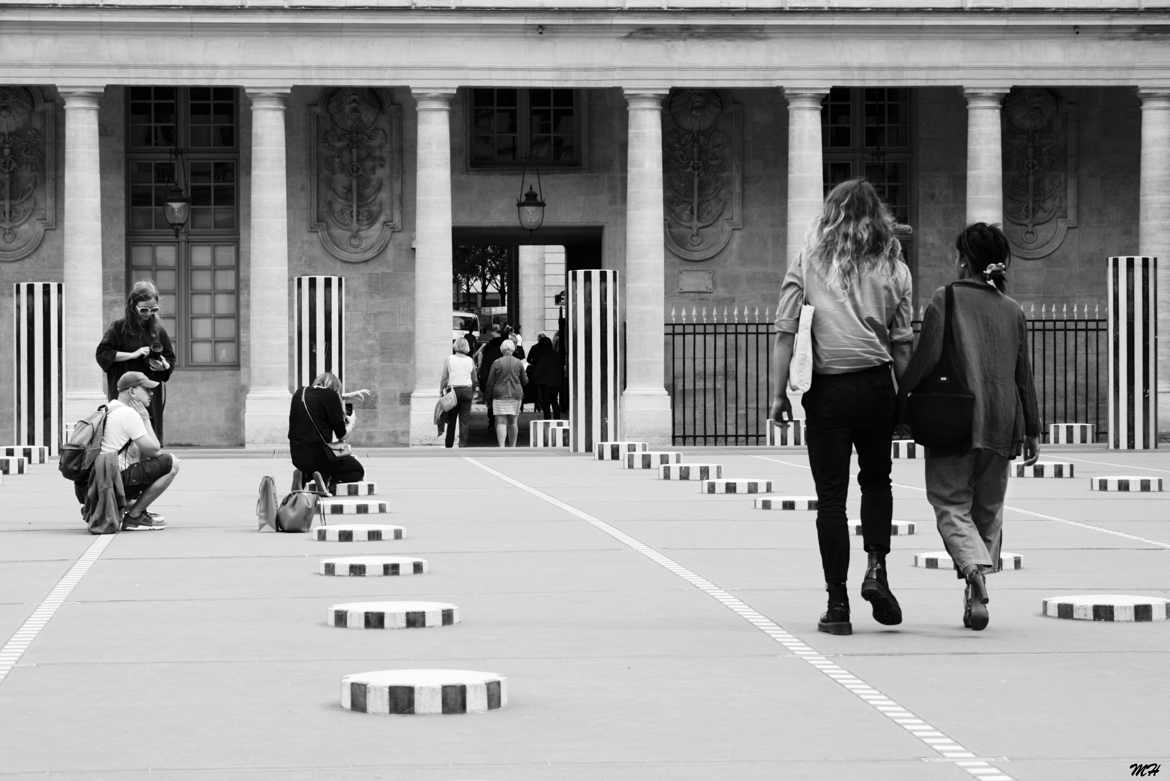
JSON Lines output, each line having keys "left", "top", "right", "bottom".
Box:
{"left": 665, "top": 304, "right": 1107, "bottom": 446}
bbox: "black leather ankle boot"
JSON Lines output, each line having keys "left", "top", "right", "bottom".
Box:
{"left": 861, "top": 552, "right": 903, "bottom": 626}
{"left": 818, "top": 582, "right": 852, "bottom": 635}
{"left": 965, "top": 569, "right": 989, "bottom": 631}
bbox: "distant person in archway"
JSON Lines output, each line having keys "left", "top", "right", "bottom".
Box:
{"left": 485, "top": 339, "right": 527, "bottom": 447}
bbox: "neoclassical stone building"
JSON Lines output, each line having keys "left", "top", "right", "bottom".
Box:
{"left": 0, "top": 1, "right": 1167, "bottom": 447}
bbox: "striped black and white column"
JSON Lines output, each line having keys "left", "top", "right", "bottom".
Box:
{"left": 568, "top": 269, "right": 621, "bottom": 454}
{"left": 295, "top": 276, "right": 345, "bottom": 388}
{"left": 13, "top": 282, "right": 64, "bottom": 455}
{"left": 1107, "top": 257, "right": 1158, "bottom": 449}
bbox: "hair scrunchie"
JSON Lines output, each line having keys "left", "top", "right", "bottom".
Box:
{"left": 982, "top": 262, "right": 1007, "bottom": 281}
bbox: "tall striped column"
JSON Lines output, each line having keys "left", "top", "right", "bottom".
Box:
{"left": 1108, "top": 256, "right": 1158, "bottom": 449}
{"left": 13, "top": 283, "right": 64, "bottom": 455}
{"left": 294, "top": 276, "right": 345, "bottom": 388}
{"left": 568, "top": 269, "right": 621, "bottom": 454}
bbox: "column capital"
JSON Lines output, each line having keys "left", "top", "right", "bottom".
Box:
{"left": 58, "top": 88, "right": 104, "bottom": 110}
{"left": 411, "top": 88, "right": 457, "bottom": 110}
{"left": 247, "top": 89, "right": 290, "bottom": 111}
{"left": 622, "top": 89, "right": 668, "bottom": 110}
{"left": 963, "top": 88, "right": 1011, "bottom": 108}
{"left": 783, "top": 87, "right": 829, "bottom": 109}
{"left": 1138, "top": 89, "right": 1170, "bottom": 108}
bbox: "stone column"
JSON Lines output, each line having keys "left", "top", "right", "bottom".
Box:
{"left": 61, "top": 88, "right": 108, "bottom": 423}
{"left": 518, "top": 245, "right": 545, "bottom": 342}
{"left": 964, "top": 89, "right": 1009, "bottom": 226}
{"left": 244, "top": 89, "right": 292, "bottom": 446}
{"left": 785, "top": 89, "right": 828, "bottom": 267}
{"left": 409, "top": 89, "right": 457, "bottom": 445}
{"left": 1139, "top": 89, "right": 1170, "bottom": 438}
{"left": 620, "top": 89, "right": 671, "bottom": 445}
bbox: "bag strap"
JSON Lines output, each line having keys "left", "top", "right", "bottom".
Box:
{"left": 302, "top": 387, "right": 338, "bottom": 449}
{"left": 937, "top": 283, "right": 960, "bottom": 378}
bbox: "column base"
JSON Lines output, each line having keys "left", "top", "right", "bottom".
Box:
{"left": 620, "top": 388, "right": 672, "bottom": 447}
{"left": 409, "top": 390, "right": 445, "bottom": 446}
{"left": 244, "top": 388, "right": 291, "bottom": 448}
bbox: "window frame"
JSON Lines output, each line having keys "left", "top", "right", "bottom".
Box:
{"left": 466, "top": 88, "right": 587, "bottom": 170}
{"left": 125, "top": 87, "right": 241, "bottom": 370}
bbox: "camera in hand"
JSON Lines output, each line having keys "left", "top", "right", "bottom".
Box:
{"left": 344, "top": 402, "right": 354, "bottom": 416}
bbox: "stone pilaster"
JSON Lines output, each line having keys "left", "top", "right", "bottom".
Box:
{"left": 244, "top": 89, "right": 292, "bottom": 446}
{"left": 60, "top": 88, "right": 108, "bottom": 422}
{"left": 518, "top": 245, "right": 545, "bottom": 341}
{"left": 1139, "top": 89, "right": 1170, "bottom": 438}
{"left": 964, "top": 89, "right": 1009, "bottom": 226}
{"left": 408, "top": 89, "right": 457, "bottom": 445}
{"left": 785, "top": 89, "right": 828, "bottom": 267}
{"left": 620, "top": 89, "right": 671, "bottom": 446}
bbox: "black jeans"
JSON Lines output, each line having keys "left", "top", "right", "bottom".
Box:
{"left": 802, "top": 364, "right": 897, "bottom": 584}
{"left": 444, "top": 386, "right": 475, "bottom": 447}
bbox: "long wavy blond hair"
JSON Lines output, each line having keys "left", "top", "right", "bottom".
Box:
{"left": 802, "top": 179, "right": 902, "bottom": 291}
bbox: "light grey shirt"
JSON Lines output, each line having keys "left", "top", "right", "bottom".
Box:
{"left": 774, "top": 252, "right": 914, "bottom": 374}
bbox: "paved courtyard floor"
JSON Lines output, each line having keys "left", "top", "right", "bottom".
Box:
{"left": 0, "top": 444, "right": 1166, "bottom": 780}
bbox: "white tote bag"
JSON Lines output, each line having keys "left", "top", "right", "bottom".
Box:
{"left": 787, "top": 304, "right": 815, "bottom": 393}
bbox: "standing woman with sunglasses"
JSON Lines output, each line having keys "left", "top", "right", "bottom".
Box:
{"left": 96, "top": 280, "right": 176, "bottom": 443}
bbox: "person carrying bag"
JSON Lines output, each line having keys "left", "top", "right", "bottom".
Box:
{"left": 899, "top": 222, "right": 1041, "bottom": 631}
{"left": 287, "top": 372, "right": 364, "bottom": 494}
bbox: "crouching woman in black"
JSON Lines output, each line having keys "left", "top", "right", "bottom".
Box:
{"left": 288, "top": 372, "right": 364, "bottom": 491}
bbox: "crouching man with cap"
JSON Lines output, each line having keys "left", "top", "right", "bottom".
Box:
{"left": 102, "top": 371, "right": 181, "bottom": 531}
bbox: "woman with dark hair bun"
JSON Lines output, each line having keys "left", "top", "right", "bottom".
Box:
{"left": 900, "top": 222, "right": 1042, "bottom": 631}
{"left": 96, "top": 280, "right": 176, "bottom": 443}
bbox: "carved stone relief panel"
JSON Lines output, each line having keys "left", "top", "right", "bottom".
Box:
{"left": 310, "top": 88, "right": 402, "bottom": 263}
{"left": 1003, "top": 88, "right": 1078, "bottom": 260}
{"left": 664, "top": 89, "right": 742, "bottom": 262}
{"left": 0, "top": 86, "right": 56, "bottom": 262}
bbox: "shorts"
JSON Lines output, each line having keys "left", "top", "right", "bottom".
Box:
{"left": 492, "top": 399, "right": 520, "bottom": 417}
{"left": 121, "top": 454, "right": 174, "bottom": 501}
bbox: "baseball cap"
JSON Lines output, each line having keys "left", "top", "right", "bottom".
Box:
{"left": 117, "top": 371, "right": 160, "bottom": 392}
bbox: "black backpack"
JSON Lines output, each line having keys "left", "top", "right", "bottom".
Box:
{"left": 59, "top": 405, "right": 110, "bottom": 483}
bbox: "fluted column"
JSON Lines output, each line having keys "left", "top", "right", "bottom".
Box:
{"left": 1139, "top": 89, "right": 1170, "bottom": 438}
{"left": 409, "top": 89, "right": 456, "bottom": 445}
{"left": 965, "top": 89, "right": 1009, "bottom": 225}
{"left": 785, "top": 88, "right": 828, "bottom": 267}
{"left": 620, "top": 89, "right": 671, "bottom": 445}
{"left": 61, "top": 88, "right": 108, "bottom": 423}
{"left": 244, "top": 89, "right": 292, "bottom": 446}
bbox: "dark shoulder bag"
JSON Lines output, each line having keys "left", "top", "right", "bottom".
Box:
{"left": 907, "top": 284, "right": 975, "bottom": 452}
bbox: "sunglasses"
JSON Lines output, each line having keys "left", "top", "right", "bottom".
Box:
{"left": 136, "top": 306, "right": 160, "bottom": 315}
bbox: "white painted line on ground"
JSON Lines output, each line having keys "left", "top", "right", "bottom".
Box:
{"left": 465, "top": 456, "right": 1013, "bottom": 781}
{"left": 756, "top": 455, "right": 1170, "bottom": 550}
{"left": 1063, "top": 455, "right": 1170, "bottom": 475}
{"left": 0, "top": 535, "right": 113, "bottom": 686}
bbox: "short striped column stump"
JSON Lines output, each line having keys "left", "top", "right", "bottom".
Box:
{"left": 754, "top": 496, "right": 817, "bottom": 511}
{"left": 891, "top": 440, "right": 920, "bottom": 459}
{"left": 529, "top": 419, "right": 571, "bottom": 448}
{"left": 342, "top": 669, "right": 506, "bottom": 715}
{"left": 329, "top": 601, "right": 459, "bottom": 629}
{"left": 315, "top": 524, "right": 404, "bottom": 542}
{"left": 332, "top": 481, "right": 377, "bottom": 496}
{"left": 765, "top": 418, "right": 805, "bottom": 447}
{"left": 659, "top": 463, "right": 722, "bottom": 480}
{"left": 0, "top": 456, "right": 27, "bottom": 475}
{"left": 1, "top": 445, "right": 48, "bottom": 464}
{"left": 319, "top": 555, "right": 428, "bottom": 577}
{"left": 623, "top": 451, "right": 682, "bottom": 469}
{"left": 1014, "top": 461, "right": 1075, "bottom": 479}
{"left": 855, "top": 521, "right": 916, "bottom": 536}
{"left": 319, "top": 497, "right": 389, "bottom": 515}
{"left": 913, "top": 551, "right": 1023, "bottom": 570}
{"left": 1049, "top": 422, "right": 1094, "bottom": 444}
{"left": 701, "top": 478, "right": 772, "bottom": 495}
{"left": 1090, "top": 476, "right": 1163, "bottom": 492}
{"left": 1042, "top": 595, "right": 1170, "bottom": 622}
{"left": 596, "top": 441, "right": 648, "bottom": 461}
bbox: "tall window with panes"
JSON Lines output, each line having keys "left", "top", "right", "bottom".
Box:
{"left": 822, "top": 88, "right": 914, "bottom": 268}
{"left": 469, "top": 88, "right": 582, "bottom": 168}
{"left": 126, "top": 87, "right": 240, "bottom": 367}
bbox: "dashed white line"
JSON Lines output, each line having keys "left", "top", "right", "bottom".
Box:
{"left": 466, "top": 456, "right": 1014, "bottom": 781}
{"left": 0, "top": 535, "right": 113, "bottom": 686}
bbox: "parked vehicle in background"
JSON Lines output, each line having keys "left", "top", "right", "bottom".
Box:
{"left": 453, "top": 311, "right": 480, "bottom": 342}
